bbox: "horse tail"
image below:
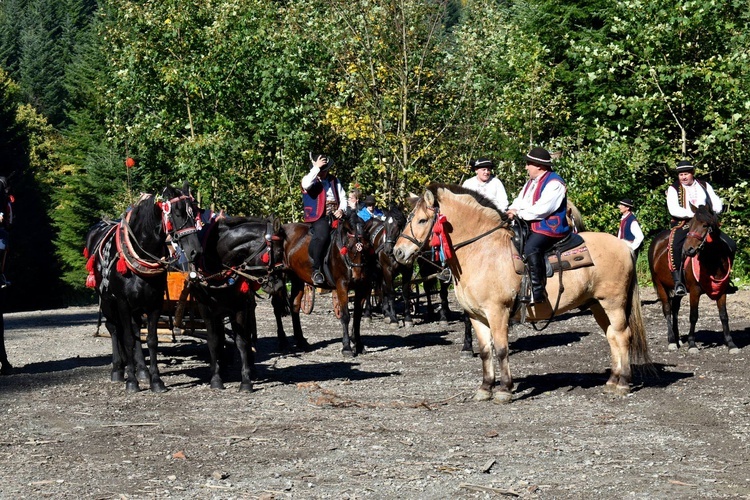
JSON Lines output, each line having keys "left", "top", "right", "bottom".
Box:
{"left": 626, "top": 267, "right": 651, "bottom": 366}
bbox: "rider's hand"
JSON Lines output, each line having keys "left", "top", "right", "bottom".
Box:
{"left": 334, "top": 209, "right": 343, "bottom": 219}
{"left": 506, "top": 209, "right": 517, "bottom": 219}
{"left": 313, "top": 156, "right": 328, "bottom": 170}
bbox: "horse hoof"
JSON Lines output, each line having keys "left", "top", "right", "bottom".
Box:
{"left": 150, "top": 381, "right": 168, "bottom": 393}
{"left": 460, "top": 350, "right": 474, "bottom": 358}
{"left": 137, "top": 370, "right": 150, "bottom": 383}
{"left": 439, "top": 320, "right": 449, "bottom": 327}
{"left": 667, "top": 343, "right": 679, "bottom": 351}
{"left": 239, "top": 383, "right": 253, "bottom": 393}
{"left": 296, "top": 339, "right": 312, "bottom": 352}
{"left": 604, "top": 383, "right": 629, "bottom": 396}
{"left": 341, "top": 349, "right": 355, "bottom": 358}
{"left": 403, "top": 321, "right": 414, "bottom": 328}
{"left": 210, "top": 381, "right": 225, "bottom": 390}
{"left": 383, "top": 317, "right": 391, "bottom": 324}
{"left": 492, "top": 391, "right": 513, "bottom": 404}
{"left": 125, "top": 381, "right": 140, "bottom": 393}
{"left": 473, "top": 389, "right": 492, "bottom": 401}
{"left": 728, "top": 347, "right": 740, "bottom": 354}
{"left": 688, "top": 347, "right": 700, "bottom": 355}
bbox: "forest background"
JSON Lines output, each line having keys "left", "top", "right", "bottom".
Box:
{"left": 0, "top": 0, "right": 748, "bottom": 311}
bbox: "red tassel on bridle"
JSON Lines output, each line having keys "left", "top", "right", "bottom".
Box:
{"left": 239, "top": 280, "right": 250, "bottom": 294}
{"left": 261, "top": 250, "right": 270, "bottom": 264}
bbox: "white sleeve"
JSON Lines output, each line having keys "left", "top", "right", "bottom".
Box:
{"left": 301, "top": 167, "right": 320, "bottom": 190}
{"left": 508, "top": 181, "right": 530, "bottom": 211}
{"left": 492, "top": 178, "right": 509, "bottom": 211}
{"left": 335, "top": 179, "right": 347, "bottom": 211}
{"left": 515, "top": 180, "right": 566, "bottom": 221}
{"left": 630, "top": 220, "right": 644, "bottom": 250}
{"left": 666, "top": 185, "right": 693, "bottom": 219}
{"left": 706, "top": 183, "right": 723, "bottom": 214}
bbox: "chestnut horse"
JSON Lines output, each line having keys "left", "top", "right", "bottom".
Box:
{"left": 278, "top": 212, "right": 373, "bottom": 356}
{"left": 393, "top": 183, "right": 649, "bottom": 402}
{"left": 648, "top": 204, "right": 738, "bottom": 353}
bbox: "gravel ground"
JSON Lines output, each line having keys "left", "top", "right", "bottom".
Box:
{"left": 0, "top": 287, "right": 749, "bottom": 499}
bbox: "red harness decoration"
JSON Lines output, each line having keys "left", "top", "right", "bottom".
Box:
{"left": 688, "top": 255, "right": 732, "bottom": 300}
{"left": 430, "top": 213, "right": 453, "bottom": 260}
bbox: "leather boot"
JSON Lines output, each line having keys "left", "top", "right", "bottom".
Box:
{"left": 672, "top": 269, "right": 687, "bottom": 296}
{"left": 527, "top": 252, "right": 548, "bottom": 304}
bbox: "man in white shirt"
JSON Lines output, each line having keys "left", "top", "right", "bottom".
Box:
{"left": 462, "top": 158, "right": 508, "bottom": 211}
{"left": 616, "top": 198, "right": 644, "bottom": 257}
{"left": 666, "top": 160, "right": 724, "bottom": 296}
{"left": 301, "top": 153, "right": 347, "bottom": 285}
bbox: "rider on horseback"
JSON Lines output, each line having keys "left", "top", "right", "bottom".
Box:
{"left": 507, "top": 147, "right": 571, "bottom": 304}
{"left": 666, "top": 159, "right": 736, "bottom": 296}
{"left": 301, "top": 153, "right": 346, "bottom": 286}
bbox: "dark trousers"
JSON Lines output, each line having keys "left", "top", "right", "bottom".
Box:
{"left": 669, "top": 221, "right": 688, "bottom": 271}
{"left": 308, "top": 216, "right": 331, "bottom": 270}
{"left": 524, "top": 231, "right": 561, "bottom": 258}
{"left": 524, "top": 231, "right": 564, "bottom": 302}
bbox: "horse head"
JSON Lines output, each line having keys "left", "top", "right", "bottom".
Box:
{"left": 160, "top": 181, "right": 203, "bottom": 267}
{"left": 393, "top": 189, "right": 437, "bottom": 265}
{"left": 684, "top": 203, "right": 719, "bottom": 257}
{"left": 336, "top": 211, "right": 370, "bottom": 281}
{"left": 382, "top": 203, "right": 407, "bottom": 256}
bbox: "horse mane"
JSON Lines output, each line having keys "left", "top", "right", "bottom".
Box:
{"left": 426, "top": 182, "right": 510, "bottom": 223}
{"left": 383, "top": 203, "right": 407, "bottom": 227}
{"left": 129, "top": 193, "right": 160, "bottom": 228}
{"left": 693, "top": 204, "right": 718, "bottom": 228}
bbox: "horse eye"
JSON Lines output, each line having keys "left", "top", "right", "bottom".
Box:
{"left": 418, "top": 218, "right": 428, "bottom": 225}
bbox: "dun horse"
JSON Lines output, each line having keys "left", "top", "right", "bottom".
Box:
{"left": 393, "top": 184, "right": 649, "bottom": 402}
{"left": 648, "top": 204, "right": 738, "bottom": 352}
{"left": 190, "top": 215, "right": 285, "bottom": 391}
{"left": 84, "top": 183, "right": 202, "bottom": 392}
{"left": 277, "top": 211, "right": 372, "bottom": 356}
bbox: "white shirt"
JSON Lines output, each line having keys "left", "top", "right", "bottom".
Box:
{"left": 667, "top": 180, "right": 722, "bottom": 219}
{"left": 301, "top": 167, "right": 347, "bottom": 212}
{"left": 618, "top": 214, "right": 644, "bottom": 251}
{"left": 462, "top": 175, "right": 509, "bottom": 210}
{"left": 508, "top": 173, "right": 567, "bottom": 221}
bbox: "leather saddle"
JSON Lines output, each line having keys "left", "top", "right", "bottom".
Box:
{"left": 510, "top": 224, "right": 593, "bottom": 277}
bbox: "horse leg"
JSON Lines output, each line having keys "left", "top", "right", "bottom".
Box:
{"left": 670, "top": 296, "right": 683, "bottom": 350}
{"left": 144, "top": 310, "right": 167, "bottom": 393}
{"left": 438, "top": 283, "right": 450, "bottom": 326}
{"left": 271, "top": 292, "right": 292, "bottom": 352}
{"left": 487, "top": 308, "right": 513, "bottom": 403}
{"left": 352, "top": 287, "right": 367, "bottom": 355}
{"left": 117, "top": 305, "right": 140, "bottom": 392}
{"left": 716, "top": 295, "right": 738, "bottom": 352}
{"left": 105, "top": 318, "right": 125, "bottom": 383}
{"left": 591, "top": 302, "right": 632, "bottom": 395}
{"left": 686, "top": 292, "right": 701, "bottom": 353}
{"left": 337, "top": 287, "right": 354, "bottom": 357}
{"left": 401, "top": 266, "right": 414, "bottom": 328}
{"left": 288, "top": 282, "right": 311, "bottom": 351}
{"left": 232, "top": 303, "right": 256, "bottom": 392}
{"left": 461, "top": 313, "right": 473, "bottom": 357}
{"left": 0, "top": 309, "right": 12, "bottom": 375}
{"left": 470, "top": 317, "right": 495, "bottom": 401}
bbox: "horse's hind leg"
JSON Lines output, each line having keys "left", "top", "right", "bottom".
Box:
{"left": 401, "top": 267, "right": 414, "bottom": 328}
{"left": 715, "top": 295, "right": 738, "bottom": 352}
{"left": 461, "top": 313, "right": 473, "bottom": 357}
{"left": 470, "top": 318, "right": 495, "bottom": 401}
{"left": 271, "top": 292, "right": 292, "bottom": 353}
{"left": 669, "top": 296, "right": 683, "bottom": 350}
{"left": 232, "top": 304, "right": 256, "bottom": 392}
{"left": 0, "top": 310, "right": 12, "bottom": 375}
{"left": 590, "top": 302, "right": 631, "bottom": 395}
{"left": 686, "top": 293, "right": 700, "bottom": 353}
{"left": 288, "top": 282, "right": 311, "bottom": 351}
{"left": 145, "top": 310, "right": 167, "bottom": 393}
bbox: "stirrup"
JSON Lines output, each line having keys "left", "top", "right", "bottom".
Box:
{"left": 312, "top": 270, "right": 325, "bottom": 286}
{"left": 437, "top": 267, "right": 452, "bottom": 283}
{"left": 673, "top": 283, "right": 687, "bottom": 297}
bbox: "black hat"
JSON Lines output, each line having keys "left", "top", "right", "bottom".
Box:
{"left": 312, "top": 153, "right": 334, "bottom": 171}
{"left": 675, "top": 160, "right": 694, "bottom": 173}
{"left": 526, "top": 147, "right": 552, "bottom": 168}
{"left": 364, "top": 195, "right": 376, "bottom": 206}
{"left": 470, "top": 158, "right": 494, "bottom": 170}
{"left": 618, "top": 198, "right": 635, "bottom": 209}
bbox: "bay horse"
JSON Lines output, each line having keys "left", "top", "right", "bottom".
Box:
{"left": 393, "top": 183, "right": 649, "bottom": 402}
{"left": 277, "top": 211, "right": 372, "bottom": 356}
{"left": 189, "top": 215, "right": 285, "bottom": 391}
{"left": 648, "top": 204, "right": 738, "bottom": 353}
{"left": 363, "top": 204, "right": 415, "bottom": 327}
{"left": 84, "top": 183, "right": 202, "bottom": 392}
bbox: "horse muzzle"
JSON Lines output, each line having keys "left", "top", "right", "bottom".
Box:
{"left": 393, "top": 246, "right": 415, "bottom": 265}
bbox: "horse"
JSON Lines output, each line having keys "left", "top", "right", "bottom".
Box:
{"left": 363, "top": 204, "right": 415, "bottom": 327}
{"left": 393, "top": 183, "right": 649, "bottom": 402}
{"left": 276, "top": 211, "right": 372, "bottom": 356}
{"left": 189, "top": 215, "right": 285, "bottom": 391}
{"left": 0, "top": 289, "right": 9, "bottom": 375}
{"left": 648, "top": 204, "right": 738, "bottom": 353}
{"left": 457, "top": 199, "right": 587, "bottom": 356}
{"left": 84, "top": 182, "right": 203, "bottom": 392}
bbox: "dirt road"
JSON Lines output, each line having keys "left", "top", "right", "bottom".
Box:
{"left": 0, "top": 287, "right": 748, "bottom": 499}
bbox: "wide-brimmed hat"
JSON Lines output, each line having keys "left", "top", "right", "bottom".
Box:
{"left": 363, "top": 195, "right": 377, "bottom": 206}
{"left": 675, "top": 160, "right": 695, "bottom": 173}
{"left": 470, "top": 158, "right": 494, "bottom": 171}
{"left": 312, "top": 153, "right": 334, "bottom": 171}
{"left": 618, "top": 198, "right": 635, "bottom": 209}
{"left": 526, "top": 147, "right": 552, "bottom": 168}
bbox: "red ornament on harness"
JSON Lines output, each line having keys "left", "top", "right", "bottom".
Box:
{"left": 430, "top": 213, "right": 453, "bottom": 260}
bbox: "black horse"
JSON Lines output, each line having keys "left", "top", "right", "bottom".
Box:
{"left": 189, "top": 214, "right": 285, "bottom": 391}
{"left": 276, "top": 211, "right": 373, "bottom": 356}
{"left": 363, "top": 204, "right": 416, "bottom": 327}
{"left": 84, "top": 183, "right": 202, "bottom": 392}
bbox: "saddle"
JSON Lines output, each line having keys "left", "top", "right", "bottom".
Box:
{"left": 510, "top": 225, "right": 593, "bottom": 276}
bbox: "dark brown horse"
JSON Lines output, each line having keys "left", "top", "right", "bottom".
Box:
{"left": 648, "top": 204, "right": 738, "bottom": 353}
{"left": 277, "top": 212, "right": 372, "bottom": 356}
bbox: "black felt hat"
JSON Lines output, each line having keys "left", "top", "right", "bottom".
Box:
{"left": 618, "top": 198, "right": 635, "bottom": 209}
{"left": 363, "top": 195, "right": 376, "bottom": 206}
{"left": 526, "top": 147, "right": 553, "bottom": 168}
{"left": 675, "top": 160, "right": 695, "bottom": 173}
{"left": 312, "top": 153, "right": 334, "bottom": 171}
{"left": 470, "top": 158, "right": 495, "bottom": 170}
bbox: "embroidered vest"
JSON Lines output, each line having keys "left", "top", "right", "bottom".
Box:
{"left": 302, "top": 175, "right": 341, "bottom": 222}
{"left": 618, "top": 213, "right": 637, "bottom": 242}
{"left": 527, "top": 171, "right": 570, "bottom": 237}
{"left": 671, "top": 179, "right": 712, "bottom": 220}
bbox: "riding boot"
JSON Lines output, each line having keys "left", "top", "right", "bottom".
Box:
{"left": 672, "top": 269, "right": 687, "bottom": 296}
{"left": 527, "top": 251, "right": 548, "bottom": 304}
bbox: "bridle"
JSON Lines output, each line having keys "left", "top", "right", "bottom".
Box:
{"left": 338, "top": 219, "right": 368, "bottom": 272}
{"left": 160, "top": 192, "right": 199, "bottom": 242}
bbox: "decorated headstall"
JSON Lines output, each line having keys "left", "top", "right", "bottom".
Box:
{"left": 337, "top": 216, "right": 368, "bottom": 269}
{"left": 158, "top": 190, "right": 199, "bottom": 241}
{"left": 400, "top": 191, "right": 452, "bottom": 262}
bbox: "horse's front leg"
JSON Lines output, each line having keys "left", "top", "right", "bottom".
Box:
{"left": 271, "top": 291, "right": 292, "bottom": 352}
{"left": 686, "top": 292, "right": 700, "bottom": 353}
{"left": 352, "top": 285, "right": 368, "bottom": 355}
{"left": 668, "top": 295, "right": 682, "bottom": 350}
{"left": 288, "top": 281, "right": 311, "bottom": 351}
{"left": 401, "top": 266, "right": 414, "bottom": 328}
{"left": 470, "top": 317, "right": 496, "bottom": 401}
{"left": 117, "top": 306, "right": 140, "bottom": 393}
{"left": 336, "top": 285, "right": 354, "bottom": 357}
{"left": 438, "top": 283, "right": 450, "bottom": 326}
{"left": 716, "top": 295, "right": 738, "bottom": 352}
{"left": 232, "top": 305, "right": 256, "bottom": 392}
{"left": 198, "top": 302, "right": 225, "bottom": 390}
{"left": 461, "top": 313, "right": 474, "bottom": 357}
{"left": 145, "top": 310, "right": 167, "bottom": 393}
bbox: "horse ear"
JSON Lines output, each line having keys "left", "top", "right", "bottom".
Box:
{"left": 689, "top": 202, "right": 698, "bottom": 214}
{"left": 424, "top": 189, "right": 435, "bottom": 207}
{"left": 407, "top": 192, "right": 420, "bottom": 207}
{"left": 183, "top": 180, "right": 190, "bottom": 196}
